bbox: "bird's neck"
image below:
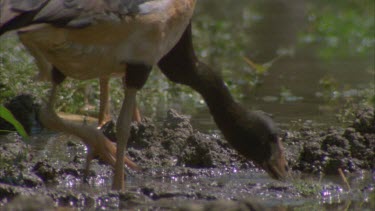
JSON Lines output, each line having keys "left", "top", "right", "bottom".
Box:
{"left": 190, "top": 62, "right": 247, "bottom": 141}
{"left": 157, "top": 23, "right": 249, "bottom": 142}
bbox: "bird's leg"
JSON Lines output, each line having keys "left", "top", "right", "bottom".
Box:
{"left": 47, "top": 83, "right": 58, "bottom": 110}
{"left": 46, "top": 67, "right": 66, "bottom": 110}
{"left": 41, "top": 87, "right": 140, "bottom": 174}
{"left": 98, "top": 77, "right": 111, "bottom": 127}
{"left": 122, "top": 75, "right": 143, "bottom": 123}
{"left": 133, "top": 104, "right": 142, "bottom": 123}
{"left": 112, "top": 87, "right": 137, "bottom": 190}
{"left": 112, "top": 64, "right": 151, "bottom": 191}
{"left": 123, "top": 74, "right": 143, "bottom": 123}
{"left": 98, "top": 76, "right": 142, "bottom": 128}
{"left": 38, "top": 68, "right": 140, "bottom": 184}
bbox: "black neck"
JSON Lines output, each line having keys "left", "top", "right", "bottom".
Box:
{"left": 158, "top": 23, "right": 248, "bottom": 144}
{"left": 193, "top": 62, "right": 245, "bottom": 130}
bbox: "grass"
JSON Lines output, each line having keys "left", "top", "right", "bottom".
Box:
{"left": 292, "top": 179, "right": 322, "bottom": 197}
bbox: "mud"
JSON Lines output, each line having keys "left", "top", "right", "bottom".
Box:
{"left": 124, "top": 109, "right": 249, "bottom": 170}
{"left": 283, "top": 106, "right": 375, "bottom": 174}
{"left": 0, "top": 95, "right": 374, "bottom": 210}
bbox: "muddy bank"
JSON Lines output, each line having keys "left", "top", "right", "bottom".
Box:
{"left": 125, "top": 109, "right": 251, "bottom": 170}
{"left": 0, "top": 95, "right": 374, "bottom": 209}
{"left": 283, "top": 106, "right": 375, "bottom": 174}
{"left": 2, "top": 95, "right": 374, "bottom": 173}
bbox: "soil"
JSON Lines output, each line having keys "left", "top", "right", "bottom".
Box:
{"left": 285, "top": 106, "right": 375, "bottom": 174}
{"left": 0, "top": 95, "right": 374, "bottom": 210}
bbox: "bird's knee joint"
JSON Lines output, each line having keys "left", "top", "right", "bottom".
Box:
{"left": 125, "top": 63, "right": 152, "bottom": 89}
{"left": 52, "top": 67, "right": 66, "bottom": 85}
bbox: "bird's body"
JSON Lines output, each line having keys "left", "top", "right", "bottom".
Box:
{"left": 0, "top": 0, "right": 288, "bottom": 191}
{"left": 8, "top": 0, "right": 195, "bottom": 80}
{"left": 9, "top": 0, "right": 193, "bottom": 128}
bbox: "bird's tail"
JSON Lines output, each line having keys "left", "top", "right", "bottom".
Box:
{"left": 0, "top": 0, "right": 47, "bottom": 35}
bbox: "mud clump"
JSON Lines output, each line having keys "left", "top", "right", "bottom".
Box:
{"left": 32, "top": 161, "right": 58, "bottom": 183}
{"left": 160, "top": 109, "right": 193, "bottom": 157}
{"left": 285, "top": 106, "right": 375, "bottom": 174}
{"left": 127, "top": 109, "right": 248, "bottom": 169}
{"left": 352, "top": 106, "right": 375, "bottom": 133}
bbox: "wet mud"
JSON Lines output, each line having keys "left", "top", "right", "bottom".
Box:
{"left": 0, "top": 95, "right": 374, "bottom": 210}
{"left": 284, "top": 106, "right": 375, "bottom": 174}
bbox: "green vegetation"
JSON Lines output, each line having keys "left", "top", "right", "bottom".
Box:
{"left": 293, "top": 179, "right": 322, "bottom": 197}
{"left": 0, "top": 105, "right": 28, "bottom": 139}
{"left": 300, "top": 1, "right": 374, "bottom": 60}
{"left": 0, "top": 106, "right": 30, "bottom": 171}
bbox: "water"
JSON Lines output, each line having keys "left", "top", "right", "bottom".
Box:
{"left": 148, "top": 0, "right": 374, "bottom": 132}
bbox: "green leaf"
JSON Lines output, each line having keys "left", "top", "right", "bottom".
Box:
{"left": 0, "top": 105, "right": 29, "bottom": 140}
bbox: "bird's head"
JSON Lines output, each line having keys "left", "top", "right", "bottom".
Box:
{"left": 226, "top": 111, "right": 289, "bottom": 180}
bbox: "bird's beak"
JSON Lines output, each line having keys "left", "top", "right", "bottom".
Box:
{"left": 262, "top": 138, "right": 289, "bottom": 180}
{"left": 262, "top": 160, "right": 288, "bottom": 180}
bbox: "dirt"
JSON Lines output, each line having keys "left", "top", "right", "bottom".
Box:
{"left": 283, "top": 106, "right": 375, "bottom": 174}
{"left": 0, "top": 95, "right": 374, "bottom": 210}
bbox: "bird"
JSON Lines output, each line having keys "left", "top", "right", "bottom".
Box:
{"left": 97, "top": 76, "right": 142, "bottom": 128}
{"left": 0, "top": 0, "right": 289, "bottom": 191}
